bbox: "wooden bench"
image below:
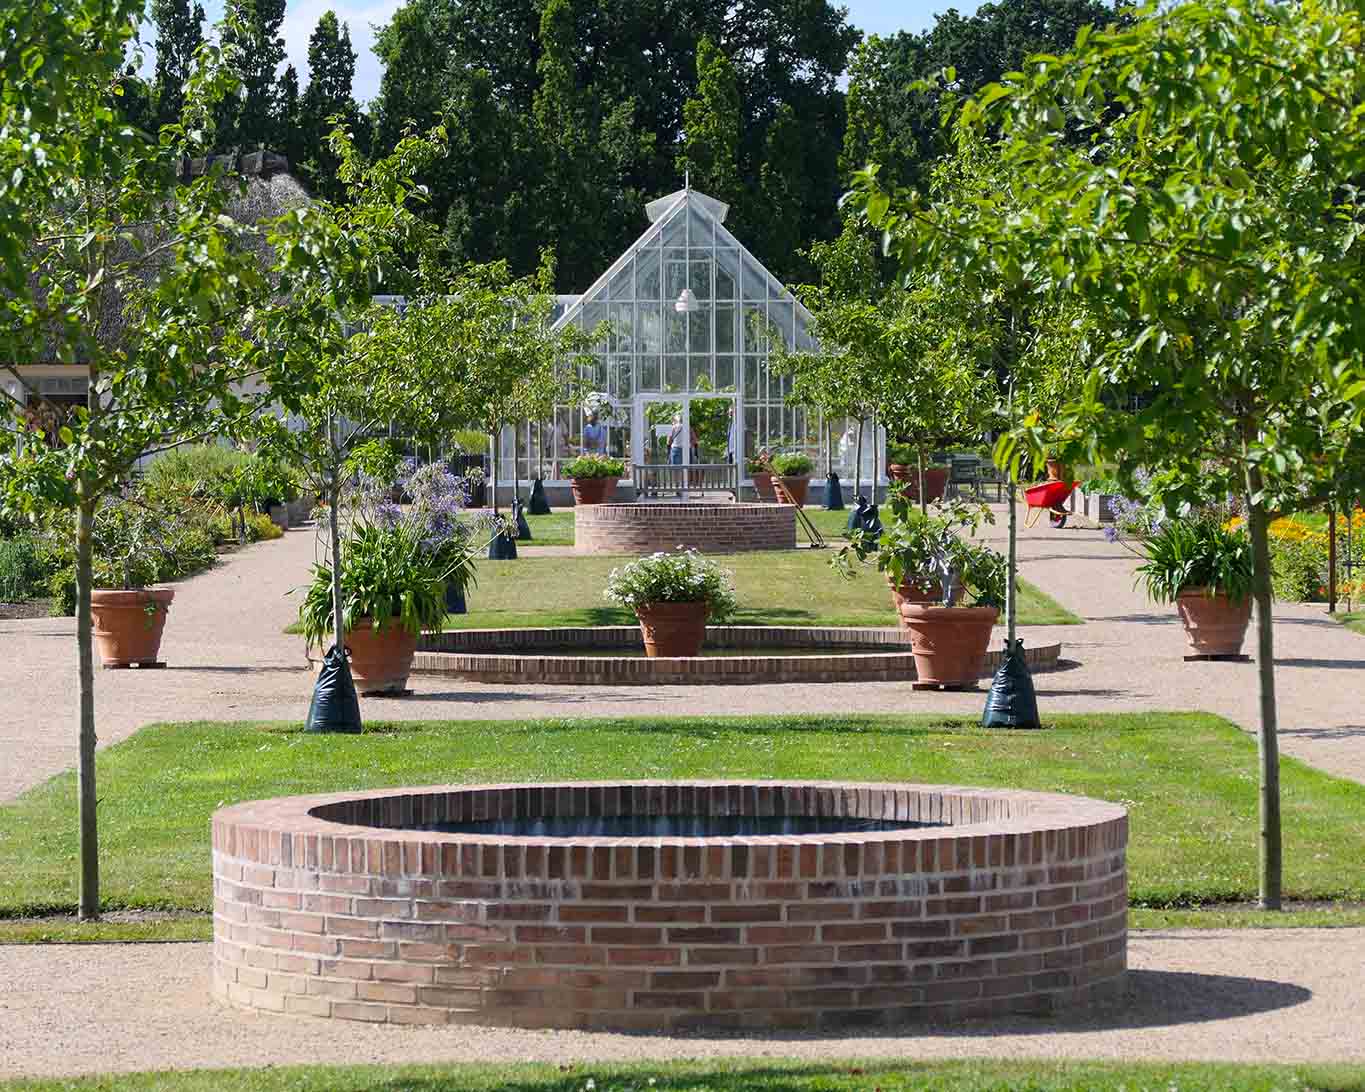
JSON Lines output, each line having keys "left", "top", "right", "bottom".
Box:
{"left": 633, "top": 463, "right": 739, "bottom": 500}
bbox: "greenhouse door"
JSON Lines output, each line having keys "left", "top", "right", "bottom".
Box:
{"left": 635, "top": 396, "right": 736, "bottom": 466}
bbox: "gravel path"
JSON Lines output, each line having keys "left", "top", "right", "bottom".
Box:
{"left": 4, "top": 505, "right": 1364, "bottom": 802}
{"left": 0, "top": 930, "right": 1360, "bottom": 1078}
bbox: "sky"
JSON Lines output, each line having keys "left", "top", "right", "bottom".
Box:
{"left": 169, "top": 0, "right": 972, "bottom": 107}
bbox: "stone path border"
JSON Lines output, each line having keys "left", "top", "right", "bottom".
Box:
{"left": 1, "top": 930, "right": 1362, "bottom": 1077}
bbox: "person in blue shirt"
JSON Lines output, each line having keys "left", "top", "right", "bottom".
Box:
{"left": 582, "top": 412, "right": 607, "bottom": 454}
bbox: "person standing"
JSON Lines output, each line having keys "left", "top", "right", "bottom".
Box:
{"left": 582, "top": 411, "right": 608, "bottom": 455}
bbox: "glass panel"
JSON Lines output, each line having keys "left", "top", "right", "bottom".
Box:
{"left": 665, "top": 311, "right": 687, "bottom": 353}
{"left": 714, "top": 304, "right": 736, "bottom": 353}
{"left": 610, "top": 303, "right": 633, "bottom": 352}
{"left": 715, "top": 355, "right": 737, "bottom": 392}
{"left": 688, "top": 354, "right": 712, "bottom": 389}
{"left": 661, "top": 214, "right": 687, "bottom": 248}
{"left": 744, "top": 406, "right": 760, "bottom": 468}
{"left": 742, "top": 253, "right": 768, "bottom": 300}
{"left": 636, "top": 250, "right": 661, "bottom": 299}
{"left": 715, "top": 250, "right": 739, "bottom": 300}
{"left": 767, "top": 301, "right": 793, "bottom": 349}
{"left": 687, "top": 205, "right": 712, "bottom": 243}
{"left": 638, "top": 304, "right": 662, "bottom": 352}
{"left": 665, "top": 259, "right": 687, "bottom": 304}
{"left": 550, "top": 407, "right": 573, "bottom": 477}
{"left": 639, "top": 354, "right": 661, "bottom": 391}
{"left": 688, "top": 308, "right": 710, "bottom": 353}
{"left": 643, "top": 399, "right": 685, "bottom": 464}
{"left": 664, "top": 354, "right": 686, "bottom": 392}
{"left": 743, "top": 354, "right": 760, "bottom": 399}
{"left": 609, "top": 260, "right": 633, "bottom": 301}
{"left": 615, "top": 355, "right": 634, "bottom": 398}
{"left": 581, "top": 301, "right": 608, "bottom": 349}
{"left": 689, "top": 256, "right": 711, "bottom": 300}
{"left": 743, "top": 304, "right": 768, "bottom": 352}
{"left": 690, "top": 397, "right": 734, "bottom": 463}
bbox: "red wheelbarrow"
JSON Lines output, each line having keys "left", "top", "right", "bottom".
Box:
{"left": 1023, "top": 478, "right": 1076, "bottom": 528}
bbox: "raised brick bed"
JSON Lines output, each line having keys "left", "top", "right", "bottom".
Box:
{"left": 412, "top": 626, "right": 1065, "bottom": 686}
{"left": 212, "top": 781, "right": 1127, "bottom": 1030}
{"left": 575, "top": 503, "right": 795, "bottom": 555}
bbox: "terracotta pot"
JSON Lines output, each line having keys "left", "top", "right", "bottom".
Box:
{"left": 91, "top": 588, "right": 175, "bottom": 667}
{"left": 898, "top": 605, "right": 999, "bottom": 688}
{"left": 1045, "top": 459, "right": 1070, "bottom": 482}
{"left": 751, "top": 471, "right": 776, "bottom": 501}
{"left": 900, "top": 467, "right": 948, "bottom": 502}
{"left": 889, "top": 574, "right": 963, "bottom": 620}
{"left": 345, "top": 620, "right": 419, "bottom": 694}
{"left": 778, "top": 476, "right": 810, "bottom": 506}
{"left": 887, "top": 464, "right": 914, "bottom": 483}
{"left": 570, "top": 476, "right": 616, "bottom": 505}
{"left": 634, "top": 600, "right": 708, "bottom": 657}
{"left": 1176, "top": 588, "right": 1252, "bottom": 657}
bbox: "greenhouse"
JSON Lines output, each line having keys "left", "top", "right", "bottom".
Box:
{"left": 498, "top": 185, "right": 883, "bottom": 496}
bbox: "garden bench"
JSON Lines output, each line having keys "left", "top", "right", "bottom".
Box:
{"left": 633, "top": 462, "right": 739, "bottom": 500}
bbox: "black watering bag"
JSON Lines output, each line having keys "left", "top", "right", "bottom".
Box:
{"left": 306, "top": 645, "right": 363, "bottom": 734}
{"left": 982, "top": 638, "right": 1041, "bottom": 730}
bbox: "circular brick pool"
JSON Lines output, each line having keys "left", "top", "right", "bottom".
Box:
{"left": 575, "top": 503, "right": 795, "bottom": 554}
{"left": 412, "top": 626, "right": 1064, "bottom": 686}
{"left": 213, "top": 781, "right": 1126, "bottom": 1030}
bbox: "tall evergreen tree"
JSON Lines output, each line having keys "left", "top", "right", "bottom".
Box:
{"left": 216, "top": 0, "right": 287, "bottom": 149}
{"left": 679, "top": 37, "right": 741, "bottom": 209}
{"left": 298, "top": 11, "right": 360, "bottom": 198}
{"left": 275, "top": 64, "right": 305, "bottom": 173}
{"left": 151, "top": 0, "right": 206, "bottom": 127}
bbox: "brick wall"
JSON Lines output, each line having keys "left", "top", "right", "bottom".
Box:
{"left": 213, "top": 781, "right": 1126, "bottom": 1030}
{"left": 575, "top": 504, "right": 796, "bottom": 555}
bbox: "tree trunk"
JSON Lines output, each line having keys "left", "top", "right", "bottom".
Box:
{"left": 853, "top": 418, "right": 864, "bottom": 499}
{"left": 75, "top": 492, "right": 99, "bottom": 920}
{"left": 871, "top": 414, "right": 880, "bottom": 503}
{"left": 917, "top": 445, "right": 927, "bottom": 517}
{"left": 1245, "top": 469, "right": 1283, "bottom": 910}
{"left": 491, "top": 424, "right": 500, "bottom": 515}
{"left": 825, "top": 421, "right": 833, "bottom": 477}
{"left": 328, "top": 417, "right": 345, "bottom": 659}
{"left": 1006, "top": 478, "right": 1018, "bottom": 646}
{"left": 1328, "top": 502, "right": 1337, "bottom": 613}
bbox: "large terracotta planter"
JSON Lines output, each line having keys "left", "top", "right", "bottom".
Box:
{"left": 898, "top": 605, "right": 999, "bottom": 688}
{"left": 345, "top": 620, "right": 419, "bottom": 694}
{"left": 570, "top": 476, "right": 616, "bottom": 505}
{"left": 1176, "top": 588, "right": 1252, "bottom": 657}
{"left": 91, "top": 588, "right": 175, "bottom": 667}
{"left": 887, "top": 464, "right": 914, "bottom": 483}
{"left": 634, "top": 600, "right": 708, "bottom": 657}
{"left": 751, "top": 471, "right": 776, "bottom": 502}
{"left": 778, "top": 476, "right": 810, "bottom": 506}
{"left": 900, "top": 467, "right": 948, "bottom": 502}
{"left": 1045, "top": 459, "right": 1070, "bottom": 483}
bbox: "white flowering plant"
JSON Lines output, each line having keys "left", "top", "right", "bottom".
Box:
{"left": 604, "top": 548, "right": 738, "bottom": 620}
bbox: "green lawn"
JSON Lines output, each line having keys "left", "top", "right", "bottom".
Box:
{"left": 1336, "top": 610, "right": 1365, "bottom": 637}
{"left": 4, "top": 1061, "right": 1365, "bottom": 1092}
{"left": 3, "top": 713, "right": 1364, "bottom": 921}
{"left": 455, "top": 549, "right": 1078, "bottom": 629}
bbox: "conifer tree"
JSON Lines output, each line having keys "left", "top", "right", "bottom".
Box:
{"left": 216, "top": 0, "right": 287, "bottom": 149}
{"left": 298, "top": 11, "right": 359, "bottom": 197}
{"left": 680, "top": 37, "right": 741, "bottom": 208}
{"left": 151, "top": 0, "right": 206, "bottom": 127}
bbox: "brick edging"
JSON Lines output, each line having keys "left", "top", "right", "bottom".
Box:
{"left": 575, "top": 503, "right": 796, "bottom": 555}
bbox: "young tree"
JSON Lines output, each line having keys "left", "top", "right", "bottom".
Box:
{"left": 864, "top": 0, "right": 1365, "bottom": 907}
{"left": 0, "top": 33, "right": 271, "bottom": 919}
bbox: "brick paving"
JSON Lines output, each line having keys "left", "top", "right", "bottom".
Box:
{"left": 3, "top": 504, "right": 1364, "bottom": 803}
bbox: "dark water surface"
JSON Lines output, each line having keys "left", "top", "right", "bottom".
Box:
{"left": 418, "top": 816, "right": 941, "bottom": 838}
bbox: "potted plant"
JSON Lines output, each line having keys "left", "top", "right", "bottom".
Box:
{"left": 604, "top": 548, "right": 737, "bottom": 657}
{"left": 1079, "top": 474, "right": 1123, "bottom": 523}
{"left": 88, "top": 502, "right": 176, "bottom": 668}
{"left": 835, "top": 495, "right": 1003, "bottom": 687}
{"left": 1135, "top": 517, "right": 1254, "bottom": 657}
{"left": 746, "top": 456, "right": 777, "bottom": 501}
{"left": 886, "top": 442, "right": 949, "bottom": 501}
{"left": 770, "top": 452, "right": 815, "bottom": 506}
{"left": 299, "top": 518, "right": 458, "bottom": 694}
{"left": 563, "top": 454, "right": 624, "bottom": 505}
{"left": 463, "top": 466, "right": 488, "bottom": 508}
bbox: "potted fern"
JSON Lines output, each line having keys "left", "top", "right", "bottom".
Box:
{"left": 1136, "top": 517, "right": 1254, "bottom": 658}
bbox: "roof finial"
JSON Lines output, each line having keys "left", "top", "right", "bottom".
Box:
{"left": 685, "top": 169, "right": 690, "bottom": 192}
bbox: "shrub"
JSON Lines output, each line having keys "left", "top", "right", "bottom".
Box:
{"left": 604, "top": 549, "right": 737, "bottom": 621}
{"left": 246, "top": 512, "right": 284, "bottom": 542}
{"left": 562, "top": 454, "right": 625, "bottom": 479}
{"left": 49, "top": 567, "right": 76, "bottom": 616}
{"left": 770, "top": 452, "right": 814, "bottom": 477}
{"left": 142, "top": 444, "right": 254, "bottom": 502}
{"left": 0, "top": 534, "right": 47, "bottom": 602}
